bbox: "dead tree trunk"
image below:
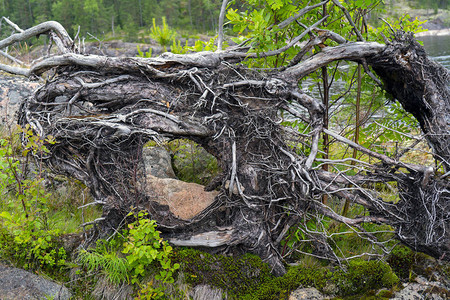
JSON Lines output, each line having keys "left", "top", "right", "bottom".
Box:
{"left": 369, "top": 32, "right": 450, "bottom": 171}
{"left": 0, "top": 15, "right": 449, "bottom": 275}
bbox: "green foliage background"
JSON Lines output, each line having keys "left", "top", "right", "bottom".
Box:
{"left": 0, "top": 0, "right": 224, "bottom": 38}
{"left": 0, "top": 0, "right": 447, "bottom": 41}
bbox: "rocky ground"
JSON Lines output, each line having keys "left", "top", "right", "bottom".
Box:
{"left": 1, "top": 260, "right": 448, "bottom": 299}
{"left": 0, "top": 262, "right": 71, "bottom": 300}
{"left": 0, "top": 74, "right": 40, "bottom": 127}
{"left": 384, "top": 0, "right": 450, "bottom": 32}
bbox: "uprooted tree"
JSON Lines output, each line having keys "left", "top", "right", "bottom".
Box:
{"left": 0, "top": 0, "right": 448, "bottom": 275}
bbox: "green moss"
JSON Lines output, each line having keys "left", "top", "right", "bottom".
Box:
{"left": 244, "top": 259, "right": 397, "bottom": 299}
{"left": 333, "top": 260, "right": 399, "bottom": 296}
{"left": 386, "top": 245, "right": 438, "bottom": 281}
{"left": 387, "top": 245, "right": 415, "bottom": 279}
{"left": 245, "top": 265, "right": 329, "bottom": 300}
{"left": 172, "top": 248, "right": 273, "bottom": 299}
{"left": 376, "top": 289, "right": 394, "bottom": 298}
{"left": 175, "top": 248, "right": 327, "bottom": 299}
{"left": 387, "top": 245, "right": 450, "bottom": 287}
{"left": 173, "top": 249, "right": 400, "bottom": 299}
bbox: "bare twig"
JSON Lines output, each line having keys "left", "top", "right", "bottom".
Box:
{"left": 217, "top": 0, "right": 229, "bottom": 51}
{"left": 331, "top": 0, "right": 364, "bottom": 41}
{"left": 278, "top": 0, "right": 330, "bottom": 29}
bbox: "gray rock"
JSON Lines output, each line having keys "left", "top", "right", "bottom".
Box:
{"left": 91, "top": 276, "right": 133, "bottom": 300}
{"left": 0, "top": 263, "right": 71, "bottom": 300}
{"left": 423, "top": 18, "right": 447, "bottom": 31}
{"left": 0, "top": 74, "right": 39, "bottom": 126}
{"left": 7, "top": 90, "right": 21, "bottom": 105}
{"left": 289, "top": 287, "right": 324, "bottom": 300}
{"left": 392, "top": 283, "right": 431, "bottom": 300}
{"left": 392, "top": 276, "right": 450, "bottom": 300}
{"left": 190, "top": 284, "right": 225, "bottom": 300}
{"left": 142, "top": 146, "right": 176, "bottom": 179}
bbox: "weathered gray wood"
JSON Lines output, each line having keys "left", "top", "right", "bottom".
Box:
{"left": 1, "top": 18, "right": 449, "bottom": 275}
{"left": 169, "top": 229, "right": 233, "bottom": 247}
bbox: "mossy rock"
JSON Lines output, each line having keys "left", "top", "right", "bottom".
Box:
{"left": 173, "top": 248, "right": 330, "bottom": 299}
{"left": 244, "top": 265, "right": 330, "bottom": 300}
{"left": 173, "top": 249, "right": 399, "bottom": 299}
{"left": 387, "top": 245, "right": 448, "bottom": 282}
{"left": 333, "top": 259, "right": 399, "bottom": 297}
{"left": 387, "top": 246, "right": 416, "bottom": 279}
{"left": 376, "top": 288, "right": 394, "bottom": 298}
{"left": 244, "top": 259, "right": 397, "bottom": 299}
{"left": 172, "top": 248, "right": 273, "bottom": 299}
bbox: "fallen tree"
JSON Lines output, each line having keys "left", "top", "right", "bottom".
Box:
{"left": 0, "top": 0, "right": 449, "bottom": 275}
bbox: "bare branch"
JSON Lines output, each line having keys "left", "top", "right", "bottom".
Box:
{"left": 0, "top": 49, "right": 27, "bottom": 66}
{"left": 331, "top": 0, "right": 364, "bottom": 41}
{"left": 323, "top": 128, "right": 425, "bottom": 172}
{"left": 0, "top": 63, "right": 29, "bottom": 76}
{"left": 278, "top": 0, "right": 329, "bottom": 29}
{"left": 0, "top": 21, "right": 73, "bottom": 53}
{"left": 1, "top": 16, "right": 24, "bottom": 33}
{"left": 282, "top": 42, "right": 385, "bottom": 82}
{"left": 217, "top": 0, "right": 229, "bottom": 51}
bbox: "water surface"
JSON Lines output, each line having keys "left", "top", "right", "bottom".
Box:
{"left": 418, "top": 34, "right": 450, "bottom": 69}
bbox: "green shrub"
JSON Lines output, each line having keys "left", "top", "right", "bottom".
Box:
{"left": 123, "top": 211, "right": 180, "bottom": 285}
{"left": 0, "top": 126, "right": 67, "bottom": 275}
{"left": 0, "top": 212, "right": 67, "bottom": 273}
{"left": 171, "top": 38, "right": 189, "bottom": 54}
{"left": 137, "top": 45, "right": 152, "bottom": 58}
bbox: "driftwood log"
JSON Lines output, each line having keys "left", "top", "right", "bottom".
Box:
{"left": 0, "top": 8, "right": 449, "bottom": 275}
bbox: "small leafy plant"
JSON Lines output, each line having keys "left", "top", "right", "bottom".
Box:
{"left": 170, "top": 38, "right": 189, "bottom": 54}
{"left": 123, "top": 211, "right": 180, "bottom": 285}
{"left": 77, "top": 238, "right": 128, "bottom": 284}
{"left": 150, "top": 17, "right": 177, "bottom": 50}
{"left": 137, "top": 45, "right": 152, "bottom": 58}
{"left": 77, "top": 210, "right": 179, "bottom": 298}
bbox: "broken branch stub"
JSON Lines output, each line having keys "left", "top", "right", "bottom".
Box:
{"left": 1, "top": 18, "right": 449, "bottom": 275}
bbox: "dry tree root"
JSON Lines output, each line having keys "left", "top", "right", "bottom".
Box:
{"left": 0, "top": 13, "right": 449, "bottom": 275}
